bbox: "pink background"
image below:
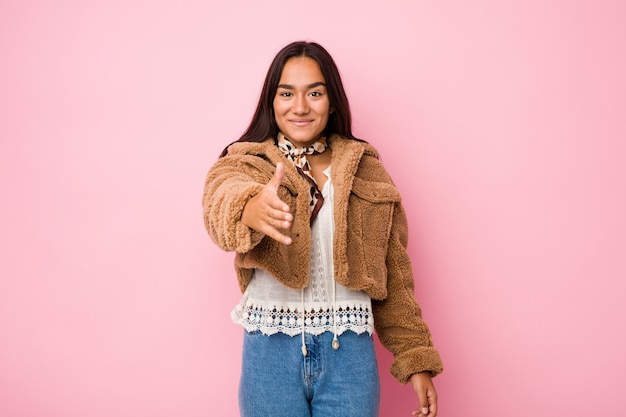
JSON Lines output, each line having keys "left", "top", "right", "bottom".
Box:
{"left": 1, "top": 1, "right": 625, "bottom": 416}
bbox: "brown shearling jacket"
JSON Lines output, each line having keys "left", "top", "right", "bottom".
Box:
{"left": 202, "top": 135, "right": 443, "bottom": 383}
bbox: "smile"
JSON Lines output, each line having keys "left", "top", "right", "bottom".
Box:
{"left": 290, "top": 120, "right": 313, "bottom": 127}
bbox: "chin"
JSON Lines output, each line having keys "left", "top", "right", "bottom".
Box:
{"left": 292, "top": 132, "right": 324, "bottom": 143}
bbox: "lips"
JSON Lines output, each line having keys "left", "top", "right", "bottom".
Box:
{"left": 290, "top": 120, "right": 313, "bottom": 127}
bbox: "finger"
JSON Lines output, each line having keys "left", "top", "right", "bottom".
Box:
{"left": 411, "top": 407, "right": 429, "bottom": 417}
{"left": 265, "top": 163, "right": 291, "bottom": 213}
{"left": 262, "top": 224, "right": 292, "bottom": 246}
{"left": 265, "top": 206, "right": 293, "bottom": 229}
{"left": 266, "top": 195, "right": 293, "bottom": 220}
{"left": 425, "top": 388, "right": 437, "bottom": 416}
{"left": 267, "top": 162, "right": 285, "bottom": 194}
{"left": 266, "top": 207, "right": 293, "bottom": 244}
{"left": 411, "top": 405, "right": 430, "bottom": 415}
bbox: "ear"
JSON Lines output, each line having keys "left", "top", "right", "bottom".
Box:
{"left": 329, "top": 107, "right": 335, "bottom": 114}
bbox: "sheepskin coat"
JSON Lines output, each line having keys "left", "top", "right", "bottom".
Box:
{"left": 202, "top": 134, "right": 443, "bottom": 383}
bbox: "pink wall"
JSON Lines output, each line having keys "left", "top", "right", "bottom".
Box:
{"left": 1, "top": 1, "right": 625, "bottom": 416}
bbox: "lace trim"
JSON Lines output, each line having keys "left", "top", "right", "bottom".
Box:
{"left": 231, "top": 300, "right": 374, "bottom": 337}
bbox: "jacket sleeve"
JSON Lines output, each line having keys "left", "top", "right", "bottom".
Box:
{"left": 202, "top": 155, "right": 268, "bottom": 253}
{"left": 372, "top": 202, "right": 444, "bottom": 384}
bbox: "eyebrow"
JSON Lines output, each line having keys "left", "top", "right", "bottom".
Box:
{"left": 277, "top": 81, "right": 327, "bottom": 90}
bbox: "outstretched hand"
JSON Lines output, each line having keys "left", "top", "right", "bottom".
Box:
{"left": 241, "top": 162, "right": 293, "bottom": 245}
{"left": 410, "top": 372, "right": 438, "bottom": 417}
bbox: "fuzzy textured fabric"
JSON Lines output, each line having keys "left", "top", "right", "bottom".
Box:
{"left": 202, "top": 135, "right": 443, "bottom": 383}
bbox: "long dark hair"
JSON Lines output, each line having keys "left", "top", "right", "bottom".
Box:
{"left": 220, "top": 41, "right": 358, "bottom": 157}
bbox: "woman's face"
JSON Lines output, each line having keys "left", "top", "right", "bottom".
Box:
{"left": 273, "top": 56, "right": 332, "bottom": 147}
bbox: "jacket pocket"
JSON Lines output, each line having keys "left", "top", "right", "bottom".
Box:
{"left": 347, "top": 177, "right": 402, "bottom": 293}
{"left": 350, "top": 177, "right": 402, "bottom": 238}
{"left": 351, "top": 177, "right": 402, "bottom": 203}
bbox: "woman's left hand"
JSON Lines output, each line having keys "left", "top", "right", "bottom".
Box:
{"left": 410, "top": 372, "right": 438, "bottom": 417}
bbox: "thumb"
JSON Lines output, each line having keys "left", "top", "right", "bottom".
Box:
{"left": 267, "top": 162, "right": 285, "bottom": 193}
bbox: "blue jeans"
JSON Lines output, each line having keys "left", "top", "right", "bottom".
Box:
{"left": 239, "top": 330, "right": 380, "bottom": 417}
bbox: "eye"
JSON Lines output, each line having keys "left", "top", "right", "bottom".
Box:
{"left": 278, "top": 91, "right": 293, "bottom": 97}
{"left": 309, "top": 91, "right": 322, "bottom": 97}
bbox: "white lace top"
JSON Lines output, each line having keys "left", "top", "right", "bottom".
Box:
{"left": 231, "top": 166, "right": 374, "bottom": 337}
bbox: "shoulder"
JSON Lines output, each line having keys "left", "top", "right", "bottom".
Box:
{"left": 224, "top": 138, "right": 278, "bottom": 157}
{"left": 328, "top": 135, "right": 379, "bottom": 158}
{"left": 354, "top": 141, "right": 394, "bottom": 184}
{"left": 207, "top": 138, "right": 282, "bottom": 182}
{"left": 215, "top": 138, "right": 286, "bottom": 172}
{"left": 328, "top": 134, "right": 396, "bottom": 183}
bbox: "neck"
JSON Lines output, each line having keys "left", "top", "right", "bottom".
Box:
{"left": 278, "top": 132, "right": 327, "bottom": 149}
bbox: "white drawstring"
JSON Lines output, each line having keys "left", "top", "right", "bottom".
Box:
{"left": 301, "top": 169, "right": 339, "bottom": 356}
{"left": 301, "top": 289, "right": 307, "bottom": 356}
{"left": 331, "top": 279, "right": 340, "bottom": 350}
{"left": 301, "top": 283, "right": 340, "bottom": 356}
{"left": 330, "top": 203, "right": 339, "bottom": 350}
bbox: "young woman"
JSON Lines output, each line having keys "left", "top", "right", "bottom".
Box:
{"left": 203, "top": 41, "right": 443, "bottom": 417}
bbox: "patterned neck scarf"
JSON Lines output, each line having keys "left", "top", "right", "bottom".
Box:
{"left": 277, "top": 132, "right": 328, "bottom": 225}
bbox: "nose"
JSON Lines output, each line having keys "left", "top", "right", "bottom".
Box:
{"left": 292, "top": 94, "right": 308, "bottom": 114}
